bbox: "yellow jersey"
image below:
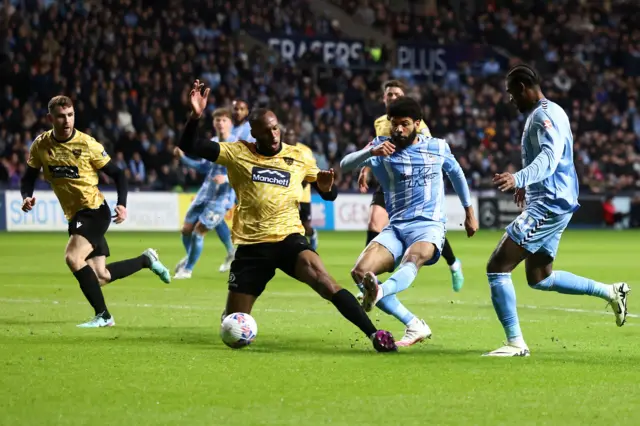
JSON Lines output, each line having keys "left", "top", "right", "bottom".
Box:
{"left": 374, "top": 114, "right": 431, "bottom": 137}
{"left": 296, "top": 143, "right": 315, "bottom": 203}
{"left": 27, "top": 129, "right": 110, "bottom": 220}
{"left": 216, "top": 141, "right": 319, "bottom": 244}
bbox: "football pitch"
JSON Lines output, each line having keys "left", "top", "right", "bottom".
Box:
{"left": 1, "top": 230, "right": 639, "bottom": 425}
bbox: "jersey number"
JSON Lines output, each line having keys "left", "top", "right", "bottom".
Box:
{"left": 48, "top": 165, "right": 80, "bottom": 179}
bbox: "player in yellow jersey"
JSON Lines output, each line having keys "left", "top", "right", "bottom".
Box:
{"left": 20, "top": 96, "right": 170, "bottom": 328}
{"left": 283, "top": 128, "right": 318, "bottom": 250}
{"left": 358, "top": 80, "right": 465, "bottom": 293}
{"left": 178, "top": 80, "right": 396, "bottom": 352}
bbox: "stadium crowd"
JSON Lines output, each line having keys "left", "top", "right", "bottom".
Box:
{"left": 0, "top": 0, "right": 639, "bottom": 194}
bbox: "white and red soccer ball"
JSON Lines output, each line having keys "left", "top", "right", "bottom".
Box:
{"left": 220, "top": 312, "right": 258, "bottom": 349}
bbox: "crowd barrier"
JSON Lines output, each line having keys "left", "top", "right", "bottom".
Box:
{"left": 0, "top": 191, "right": 478, "bottom": 232}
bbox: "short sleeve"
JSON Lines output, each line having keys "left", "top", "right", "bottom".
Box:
{"left": 27, "top": 140, "right": 42, "bottom": 169}
{"left": 419, "top": 121, "right": 432, "bottom": 137}
{"left": 217, "top": 141, "right": 243, "bottom": 167}
{"left": 88, "top": 138, "right": 111, "bottom": 169}
{"left": 303, "top": 147, "right": 320, "bottom": 182}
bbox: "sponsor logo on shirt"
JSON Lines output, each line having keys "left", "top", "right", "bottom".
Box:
{"left": 251, "top": 167, "right": 291, "bottom": 187}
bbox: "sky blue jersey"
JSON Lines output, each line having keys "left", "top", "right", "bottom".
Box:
{"left": 180, "top": 135, "right": 237, "bottom": 206}
{"left": 342, "top": 135, "right": 471, "bottom": 224}
{"left": 513, "top": 98, "right": 580, "bottom": 215}
{"left": 232, "top": 121, "right": 255, "bottom": 142}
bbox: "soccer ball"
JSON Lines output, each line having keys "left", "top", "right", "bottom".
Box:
{"left": 220, "top": 312, "right": 258, "bottom": 348}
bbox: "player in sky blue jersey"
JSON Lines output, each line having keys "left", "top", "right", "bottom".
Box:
{"left": 174, "top": 108, "right": 237, "bottom": 279}
{"left": 231, "top": 99, "right": 255, "bottom": 142}
{"left": 484, "top": 65, "right": 631, "bottom": 357}
{"left": 341, "top": 97, "right": 478, "bottom": 347}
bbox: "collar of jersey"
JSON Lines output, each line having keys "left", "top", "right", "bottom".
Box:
{"left": 52, "top": 129, "right": 76, "bottom": 143}
{"left": 255, "top": 142, "right": 282, "bottom": 157}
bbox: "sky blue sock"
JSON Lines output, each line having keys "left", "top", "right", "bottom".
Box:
{"left": 214, "top": 221, "right": 234, "bottom": 254}
{"left": 488, "top": 273, "right": 523, "bottom": 342}
{"left": 532, "top": 271, "right": 611, "bottom": 301}
{"left": 309, "top": 229, "right": 318, "bottom": 251}
{"left": 185, "top": 232, "right": 205, "bottom": 271}
{"left": 380, "top": 262, "right": 419, "bottom": 297}
{"left": 376, "top": 295, "right": 416, "bottom": 325}
{"left": 181, "top": 233, "right": 192, "bottom": 256}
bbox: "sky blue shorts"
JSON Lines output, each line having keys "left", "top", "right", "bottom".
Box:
{"left": 184, "top": 200, "right": 232, "bottom": 230}
{"left": 372, "top": 218, "right": 445, "bottom": 267}
{"left": 506, "top": 205, "right": 572, "bottom": 258}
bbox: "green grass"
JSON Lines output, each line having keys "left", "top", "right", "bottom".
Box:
{"left": 0, "top": 230, "right": 639, "bottom": 425}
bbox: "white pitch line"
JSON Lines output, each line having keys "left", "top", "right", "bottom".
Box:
{"left": 0, "top": 297, "right": 635, "bottom": 326}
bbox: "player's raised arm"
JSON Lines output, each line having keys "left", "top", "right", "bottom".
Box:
{"left": 339, "top": 138, "right": 395, "bottom": 173}
{"left": 442, "top": 141, "right": 477, "bottom": 237}
{"left": 178, "top": 80, "right": 221, "bottom": 163}
{"left": 512, "top": 111, "right": 564, "bottom": 189}
{"left": 174, "top": 147, "right": 212, "bottom": 174}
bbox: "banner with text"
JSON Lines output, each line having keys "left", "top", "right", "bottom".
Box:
{"left": 4, "top": 191, "right": 180, "bottom": 231}
{"left": 333, "top": 194, "right": 478, "bottom": 231}
{"left": 257, "top": 34, "right": 365, "bottom": 68}
{"left": 396, "top": 42, "right": 507, "bottom": 81}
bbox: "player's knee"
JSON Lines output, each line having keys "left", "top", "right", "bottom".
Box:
{"left": 92, "top": 268, "right": 111, "bottom": 286}
{"left": 64, "top": 252, "right": 85, "bottom": 272}
{"left": 181, "top": 223, "right": 194, "bottom": 236}
{"left": 194, "top": 222, "right": 209, "bottom": 235}
{"left": 486, "top": 256, "right": 508, "bottom": 274}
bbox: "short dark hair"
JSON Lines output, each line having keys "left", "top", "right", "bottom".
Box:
{"left": 382, "top": 79, "right": 406, "bottom": 93}
{"left": 48, "top": 95, "right": 73, "bottom": 113}
{"left": 233, "top": 99, "right": 249, "bottom": 108}
{"left": 387, "top": 96, "right": 422, "bottom": 121}
{"left": 248, "top": 108, "right": 271, "bottom": 127}
{"left": 507, "top": 64, "right": 540, "bottom": 88}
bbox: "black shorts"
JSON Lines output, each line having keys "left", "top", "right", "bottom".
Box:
{"left": 68, "top": 201, "right": 111, "bottom": 259}
{"left": 371, "top": 186, "right": 386, "bottom": 208}
{"left": 228, "top": 233, "right": 313, "bottom": 297}
{"left": 299, "top": 202, "right": 311, "bottom": 222}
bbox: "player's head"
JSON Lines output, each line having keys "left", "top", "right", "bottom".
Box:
{"left": 506, "top": 64, "right": 541, "bottom": 113}
{"left": 212, "top": 108, "right": 233, "bottom": 137}
{"left": 387, "top": 96, "right": 422, "bottom": 149}
{"left": 232, "top": 99, "right": 250, "bottom": 125}
{"left": 250, "top": 108, "right": 281, "bottom": 155}
{"left": 382, "top": 80, "right": 406, "bottom": 108}
{"left": 47, "top": 95, "right": 75, "bottom": 139}
{"left": 283, "top": 128, "right": 297, "bottom": 146}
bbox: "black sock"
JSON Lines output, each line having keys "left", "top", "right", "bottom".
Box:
{"left": 366, "top": 230, "right": 379, "bottom": 246}
{"left": 331, "top": 289, "right": 377, "bottom": 337}
{"left": 441, "top": 238, "right": 457, "bottom": 266}
{"left": 73, "top": 265, "right": 109, "bottom": 317}
{"left": 106, "top": 255, "right": 150, "bottom": 282}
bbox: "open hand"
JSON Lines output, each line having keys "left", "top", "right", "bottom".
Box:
{"left": 189, "top": 79, "right": 210, "bottom": 118}
{"left": 317, "top": 169, "right": 335, "bottom": 192}
{"left": 112, "top": 205, "right": 127, "bottom": 224}
{"left": 371, "top": 141, "right": 395, "bottom": 157}
{"left": 173, "top": 147, "right": 184, "bottom": 158}
{"left": 358, "top": 167, "right": 370, "bottom": 193}
{"left": 493, "top": 172, "right": 516, "bottom": 192}
{"left": 514, "top": 188, "right": 526, "bottom": 209}
{"left": 21, "top": 197, "right": 36, "bottom": 212}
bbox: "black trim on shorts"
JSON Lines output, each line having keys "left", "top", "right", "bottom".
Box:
{"left": 68, "top": 201, "right": 111, "bottom": 259}
{"left": 227, "top": 234, "right": 314, "bottom": 297}
{"left": 371, "top": 186, "right": 385, "bottom": 208}
{"left": 299, "top": 202, "right": 312, "bottom": 222}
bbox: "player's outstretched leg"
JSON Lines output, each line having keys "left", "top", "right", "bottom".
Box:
{"left": 441, "top": 238, "right": 464, "bottom": 292}
{"left": 525, "top": 253, "right": 630, "bottom": 327}
{"left": 215, "top": 220, "right": 235, "bottom": 273}
{"left": 89, "top": 248, "right": 171, "bottom": 286}
{"left": 65, "top": 235, "right": 113, "bottom": 328}
{"left": 293, "top": 247, "right": 396, "bottom": 352}
{"left": 351, "top": 241, "right": 431, "bottom": 347}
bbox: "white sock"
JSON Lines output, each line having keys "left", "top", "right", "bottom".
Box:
{"left": 450, "top": 259, "right": 461, "bottom": 272}
{"left": 508, "top": 337, "right": 527, "bottom": 347}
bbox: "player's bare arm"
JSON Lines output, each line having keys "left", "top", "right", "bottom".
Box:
{"left": 178, "top": 80, "right": 223, "bottom": 163}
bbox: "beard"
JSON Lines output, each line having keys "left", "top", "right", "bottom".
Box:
{"left": 390, "top": 128, "right": 417, "bottom": 150}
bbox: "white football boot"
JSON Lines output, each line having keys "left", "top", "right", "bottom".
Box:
{"left": 219, "top": 249, "right": 236, "bottom": 273}
{"left": 610, "top": 282, "right": 631, "bottom": 326}
{"left": 482, "top": 342, "right": 530, "bottom": 357}
{"left": 174, "top": 256, "right": 187, "bottom": 274}
{"left": 77, "top": 314, "right": 115, "bottom": 328}
{"left": 396, "top": 318, "right": 432, "bottom": 347}
{"left": 173, "top": 269, "right": 193, "bottom": 280}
